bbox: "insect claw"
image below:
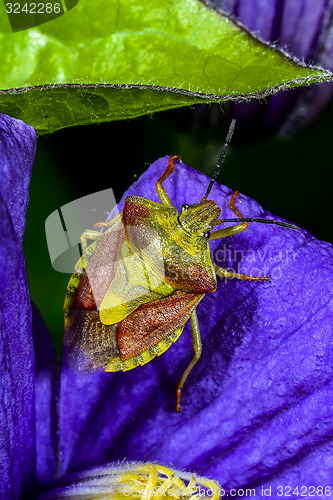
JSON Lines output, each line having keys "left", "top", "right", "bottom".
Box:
{"left": 257, "top": 275, "right": 271, "bottom": 282}
{"left": 257, "top": 276, "right": 271, "bottom": 282}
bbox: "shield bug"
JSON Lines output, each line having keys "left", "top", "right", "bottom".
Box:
{"left": 64, "top": 119, "right": 299, "bottom": 412}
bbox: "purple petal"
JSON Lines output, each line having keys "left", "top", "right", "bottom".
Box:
{"left": 205, "top": 0, "right": 333, "bottom": 138}
{"left": 59, "top": 157, "right": 333, "bottom": 488}
{"left": 32, "top": 304, "right": 59, "bottom": 489}
{"left": 0, "top": 114, "right": 37, "bottom": 497}
{"left": 0, "top": 114, "right": 37, "bottom": 239}
{"left": 217, "top": 0, "right": 328, "bottom": 60}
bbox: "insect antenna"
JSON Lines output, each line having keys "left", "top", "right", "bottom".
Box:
{"left": 201, "top": 118, "right": 236, "bottom": 201}
{"left": 218, "top": 217, "right": 299, "bottom": 230}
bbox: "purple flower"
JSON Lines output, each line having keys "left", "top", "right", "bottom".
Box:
{"left": 1, "top": 117, "right": 333, "bottom": 498}
{"left": 203, "top": 0, "right": 333, "bottom": 140}
{"left": 59, "top": 157, "right": 333, "bottom": 490}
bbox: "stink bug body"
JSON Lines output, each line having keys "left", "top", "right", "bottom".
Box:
{"left": 64, "top": 120, "right": 298, "bottom": 412}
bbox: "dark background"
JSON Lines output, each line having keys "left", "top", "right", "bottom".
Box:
{"left": 23, "top": 99, "right": 333, "bottom": 355}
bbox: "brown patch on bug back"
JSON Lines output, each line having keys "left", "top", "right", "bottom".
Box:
{"left": 117, "top": 291, "right": 204, "bottom": 360}
{"left": 74, "top": 216, "right": 125, "bottom": 310}
{"left": 65, "top": 308, "right": 119, "bottom": 371}
{"left": 123, "top": 196, "right": 151, "bottom": 225}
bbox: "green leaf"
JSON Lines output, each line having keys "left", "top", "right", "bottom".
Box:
{"left": 0, "top": 0, "right": 332, "bottom": 133}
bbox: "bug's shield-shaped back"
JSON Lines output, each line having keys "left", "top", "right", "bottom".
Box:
{"left": 65, "top": 194, "right": 213, "bottom": 373}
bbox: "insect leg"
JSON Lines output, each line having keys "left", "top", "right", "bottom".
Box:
{"left": 176, "top": 308, "right": 202, "bottom": 412}
{"left": 214, "top": 264, "right": 270, "bottom": 282}
{"left": 228, "top": 190, "right": 246, "bottom": 218}
{"left": 80, "top": 229, "right": 104, "bottom": 252}
{"left": 209, "top": 190, "right": 248, "bottom": 240}
{"left": 209, "top": 223, "right": 248, "bottom": 240}
{"left": 156, "top": 155, "right": 180, "bottom": 206}
{"left": 80, "top": 212, "right": 123, "bottom": 251}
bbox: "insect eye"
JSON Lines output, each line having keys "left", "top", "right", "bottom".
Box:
{"left": 181, "top": 204, "right": 190, "bottom": 212}
{"left": 202, "top": 231, "right": 210, "bottom": 239}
